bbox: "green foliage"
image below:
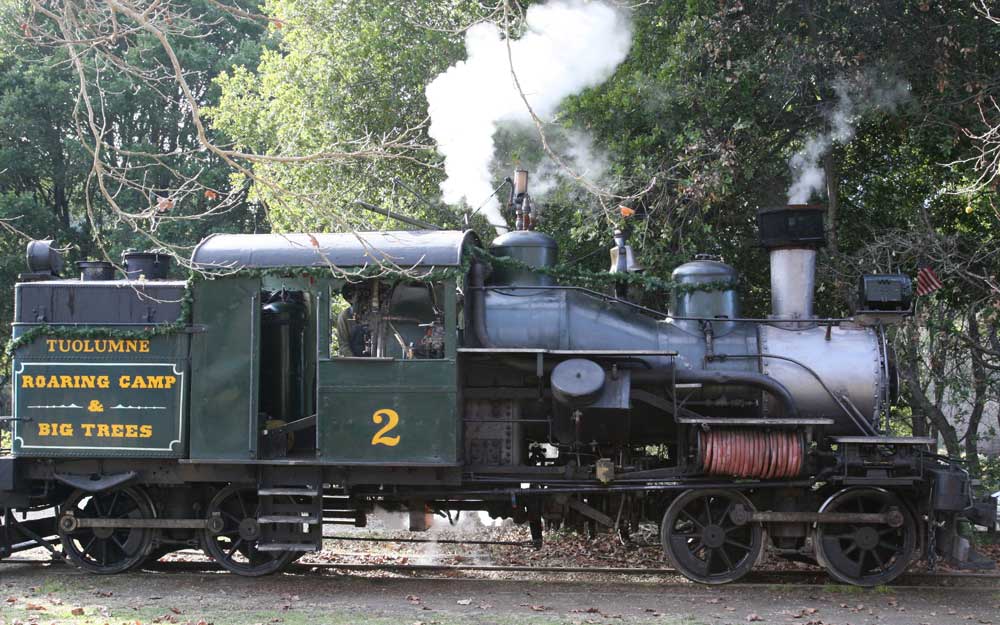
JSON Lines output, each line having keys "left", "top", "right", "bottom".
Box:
{"left": 207, "top": 0, "right": 487, "bottom": 233}
{"left": 976, "top": 455, "right": 1000, "bottom": 496}
{"left": 0, "top": 0, "right": 272, "bottom": 368}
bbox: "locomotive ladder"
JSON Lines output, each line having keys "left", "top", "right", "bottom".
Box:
{"left": 256, "top": 466, "right": 324, "bottom": 553}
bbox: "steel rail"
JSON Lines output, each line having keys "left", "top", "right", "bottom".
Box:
{"left": 2, "top": 557, "right": 999, "bottom": 583}
{"left": 322, "top": 535, "right": 532, "bottom": 546}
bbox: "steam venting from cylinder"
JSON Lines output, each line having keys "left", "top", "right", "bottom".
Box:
{"left": 757, "top": 205, "right": 826, "bottom": 321}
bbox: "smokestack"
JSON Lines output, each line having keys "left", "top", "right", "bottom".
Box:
{"left": 757, "top": 205, "right": 826, "bottom": 321}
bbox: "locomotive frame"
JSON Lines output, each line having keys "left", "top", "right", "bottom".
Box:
{"left": 1, "top": 211, "right": 995, "bottom": 585}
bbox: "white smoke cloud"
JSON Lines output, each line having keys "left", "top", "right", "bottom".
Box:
{"left": 426, "top": 0, "right": 632, "bottom": 230}
{"left": 787, "top": 77, "right": 910, "bottom": 204}
{"left": 528, "top": 129, "right": 610, "bottom": 200}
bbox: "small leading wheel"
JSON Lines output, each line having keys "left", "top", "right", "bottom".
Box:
{"left": 58, "top": 487, "right": 155, "bottom": 574}
{"left": 814, "top": 487, "right": 917, "bottom": 587}
{"left": 201, "top": 485, "right": 298, "bottom": 577}
{"left": 661, "top": 489, "right": 762, "bottom": 584}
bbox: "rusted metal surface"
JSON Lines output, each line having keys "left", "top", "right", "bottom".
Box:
{"left": 699, "top": 429, "right": 803, "bottom": 479}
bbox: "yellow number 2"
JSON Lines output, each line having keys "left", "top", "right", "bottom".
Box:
{"left": 371, "top": 409, "right": 401, "bottom": 447}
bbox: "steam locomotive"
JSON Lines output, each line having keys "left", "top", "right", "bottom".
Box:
{"left": 0, "top": 172, "right": 995, "bottom": 585}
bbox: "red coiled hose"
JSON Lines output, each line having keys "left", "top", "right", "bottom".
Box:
{"left": 699, "top": 428, "right": 802, "bottom": 479}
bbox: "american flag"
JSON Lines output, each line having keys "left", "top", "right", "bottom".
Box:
{"left": 915, "top": 264, "right": 943, "bottom": 297}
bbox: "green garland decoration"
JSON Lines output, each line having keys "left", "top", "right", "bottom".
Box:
{"left": 5, "top": 249, "right": 732, "bottom": 356}
{"left": 4, "top": 263, "right": 467, "bottom": 356}
{"left": 472, "top": 248, "right": 736, "bottom": 295}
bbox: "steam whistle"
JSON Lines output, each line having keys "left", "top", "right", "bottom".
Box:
{"left": 511, "top": 169, "right": 533, "bottom": 231}
{"left": 609, "top": 217, "right": 642, "bottom": 300}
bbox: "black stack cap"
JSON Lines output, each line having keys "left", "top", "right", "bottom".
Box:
{"left": 757, "top": 205, "right": 826, "bottom": 249}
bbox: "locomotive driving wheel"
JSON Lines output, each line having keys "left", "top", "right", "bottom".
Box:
{"left": 201, "top": 485, "right": 297, "bottom": 576}
{"left": 661, "top": 489, "right": 762, "bottom": 584}
{"left": 58, "top": 487, "right": 155, "bottom": 574}
{"left": 814, "top": 487, "right": 917, "bottom": 587}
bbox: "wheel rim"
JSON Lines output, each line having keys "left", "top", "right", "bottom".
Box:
{"left": 661, "top": 489, "right": 762, "bottom": 584}
{"left": 201, "top": 485, "right": 297, "bottom": 576}
{"left": 59, "top": 487, "right": 154, "bottom": 574}
{"left": 814, "top": 487, "right": 916, "bottom": 587}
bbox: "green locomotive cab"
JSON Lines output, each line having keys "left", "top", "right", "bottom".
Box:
{"left": 187, "top": 230, "right": 477, "bottom": 467}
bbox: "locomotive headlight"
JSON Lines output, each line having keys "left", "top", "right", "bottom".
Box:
{"left": 25, "top": 239, "right": 64, "bottom": 276}
{"left": 857, "top": 274, "right": 913, "bottom": 313}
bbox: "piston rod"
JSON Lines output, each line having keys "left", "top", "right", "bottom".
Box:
{"left": 59, "top": 513, "right": 221, "bottom": 532}
{"left": 730, "top": 504, "right": 904, "bottom": 528}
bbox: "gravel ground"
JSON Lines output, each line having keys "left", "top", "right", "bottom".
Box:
{"left": 2, "top": 513, "right": 998, "bottom": 625}
{"left": 1, "top": 560, "right": 999, "bottom": 625}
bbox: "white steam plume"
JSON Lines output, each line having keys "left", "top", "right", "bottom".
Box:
{"left": 529, "top": 130, "right": 610, "bottom": 199}
{"left": 787, "top": 77, "right": 910, "bottom": 204}
{"left": 426, "top": 0, "right": 632, "bottom": 230}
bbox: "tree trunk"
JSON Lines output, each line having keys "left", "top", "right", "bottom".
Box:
{"left": 911, "top": 405, "right": 928, "bottom": 437}
{"left": 964, "top": 311, "right": 987, "bottom": 477}
{"left": 900, "top": 322, "right": 961, "bottom": 456}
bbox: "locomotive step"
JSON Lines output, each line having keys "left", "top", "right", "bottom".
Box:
{"left": 257, "top": 487, "right": 321, "bottom": 497}
{"left": 322, "top": 497, "right": 353, "bottom": 504}
{"left": 257, "top": 514, "right": 321, "bottom": 524}
{"left": 256, "top": 542, "right": 321, "bottom": 552}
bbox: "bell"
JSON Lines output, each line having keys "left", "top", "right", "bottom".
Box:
{"left": 609, "top": 233, "right": 642, "bottom": 274}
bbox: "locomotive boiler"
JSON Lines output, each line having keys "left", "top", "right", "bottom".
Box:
{"left": 479, "top": 205, "right": 890, "bottom": 440}
{"left": 0, "top": 172, "right": 994, "bottom": 586}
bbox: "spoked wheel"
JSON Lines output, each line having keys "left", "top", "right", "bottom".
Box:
{"left": 814, "top": 487, "right": 917, "bottom": 587}
{"left": 58, "top": 487, "right": 155, "bottom": 574}
{"left": 201, "top": 485, "right": 297, "bottom": 577}
{"left": 661, "top": 489, "right": 762, "bottom": 584}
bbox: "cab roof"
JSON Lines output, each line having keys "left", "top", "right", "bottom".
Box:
{"left": 191, "top": 230, "right": 482, "bottom": 270}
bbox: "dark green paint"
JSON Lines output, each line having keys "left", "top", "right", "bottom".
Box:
{"left": 11, "top": 332, "right": 188, "bottom": 458}
{"left": 189, "top": 277, "right": 261, "bottom": 460}
{"left": 317, "top": 358, "right": 458, "bottom": 465}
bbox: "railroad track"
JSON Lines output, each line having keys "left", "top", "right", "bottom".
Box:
{"left": 3, "top": 554, "right": 999, "bottom": 586}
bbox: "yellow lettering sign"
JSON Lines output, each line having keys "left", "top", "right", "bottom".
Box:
{"left": 118, "top": 375, "right": 176, "bottom": 390}
{"left": 44, "top": 339, "right": 153, "bottom": 354}
{"left": 37, "top": 423, "right": 75, "bottom": 437}
{"left": 21, "top": 374, "right": 111, "bottom": 389}
{"left": 37, "top": 422, "right": 153, "bottom": 439}
{"left": 371, "top": 409, "right": 401, "bottom": 447}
